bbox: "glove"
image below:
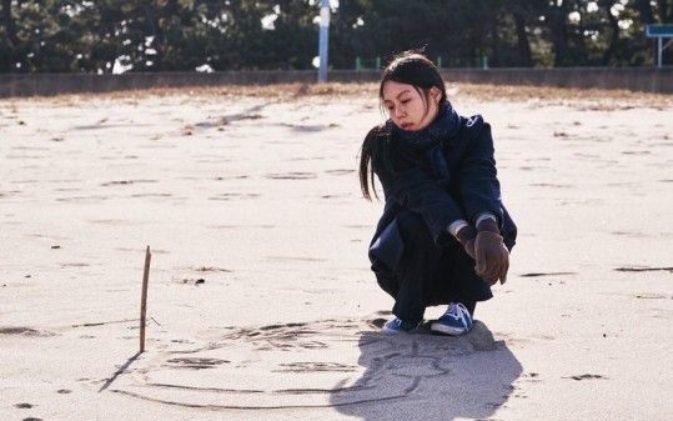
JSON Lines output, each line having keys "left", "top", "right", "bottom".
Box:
{"left": 474, "top": 218, "right": 509, "bottom": 285}
{"left": 455, "top": 225, "right": 477, "bottom": 260}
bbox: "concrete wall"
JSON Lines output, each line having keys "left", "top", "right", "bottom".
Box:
{"left": 1, "top": 68, "right": 672, "bottom": 98}
{"left": 438, "top": 67, "right": 673, "bottom": 93}
{"left": 0, "top": 71, "right": 317, "bottom": 97}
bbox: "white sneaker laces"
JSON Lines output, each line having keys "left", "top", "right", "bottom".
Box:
{"left": 446, "top": 303, "right": 469, "bottom": 324}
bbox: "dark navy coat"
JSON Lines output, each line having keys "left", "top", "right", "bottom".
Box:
{"left": 368, "top": 114, "right": 517, "bottom": 273}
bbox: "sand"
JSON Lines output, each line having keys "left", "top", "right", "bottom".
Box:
{"left": 1, "top": 84, "right": 672, "bottom": 420}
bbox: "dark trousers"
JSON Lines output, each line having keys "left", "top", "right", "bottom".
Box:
{"left": 372, "top": 212, "right": 492, "bottom": 324}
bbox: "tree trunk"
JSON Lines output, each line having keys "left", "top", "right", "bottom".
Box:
{"left": 546, "top": 5, "right": 569, "bottom": 67}
{"left": 656, "top": 0, "right": 668, "bottom": 22}
{"left": 143, "top": 1, "right": 164, "bottom": 67}
{"left": 490, "top": 8, "right": 501, "bottom": 66}
{"left": 601, "top": 0, "right": 620, "bottom": 65}
{"left": 2, "top": 0, "right": 19, "bottom": 47}
{"left": 634, "top": 0, "right": 655, "bottom": 24}
{"left": 513, "top": 12, "right": 532, "bottom": 66}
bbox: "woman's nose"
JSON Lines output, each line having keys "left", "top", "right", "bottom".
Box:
{"left": 394, "top": 106, "right": 405, "bottom": 119}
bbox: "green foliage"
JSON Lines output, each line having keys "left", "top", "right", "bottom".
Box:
{"left": 0, "top": 0, "right": 671, "bottom": 72}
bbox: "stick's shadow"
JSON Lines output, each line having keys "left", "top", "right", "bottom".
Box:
{"left": 98, "top": 351, "right": 142, "bottom": 392}
{"left": 330, "top": 320, "right": 522, "bottom": 420}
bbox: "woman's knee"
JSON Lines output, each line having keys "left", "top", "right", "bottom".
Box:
{"left": 371, "top": 260, "right": 398, "bottom": 297}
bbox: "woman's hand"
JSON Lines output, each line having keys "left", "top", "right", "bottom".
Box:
{"left": 474, "top": 217, "right": 509, "bottom": 285}
{"left": 474, "top": 231, "right": 509, "bottom": 285}
{"left": 455, "top": 225, "right": 477, "bottom": 260}
{"left": 454, "top": 220, "right": 509, "bottom": 284}
{"left": 463, "top": 238, "right": 477, "bottom": 260}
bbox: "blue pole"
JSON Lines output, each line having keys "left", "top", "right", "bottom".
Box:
{"left": 318, "top": 0, "right": 330, "bottom": 83}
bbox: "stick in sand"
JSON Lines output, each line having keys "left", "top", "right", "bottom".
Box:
{"left": 140, "top": 245, "right": 151, "bottom": 353}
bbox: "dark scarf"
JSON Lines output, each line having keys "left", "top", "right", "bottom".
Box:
{"left": 385, "top": 103, "right": 461, "bottom": 179}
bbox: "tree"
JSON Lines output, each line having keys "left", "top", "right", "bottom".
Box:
{"left": 0, "top": 0, "right": 671, "bottom": 72}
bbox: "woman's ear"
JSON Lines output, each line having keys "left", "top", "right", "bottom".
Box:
{"left": 429, "top": 87, "right": 441, "bottom": 104}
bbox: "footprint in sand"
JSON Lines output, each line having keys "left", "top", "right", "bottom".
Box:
{"left": 178, "top": 278, "right": 207, "bottom": 286}
{"left": 529, "top": 183, "right": 573, "bottom": 188}
{"left": 265, "top": 172, "right": 317, "bottom": 180}
{"left": 622, "top": 150, "right": 650, "bottom": 155}
{"left": 564, "top": 374, "right": 606, "bottom": 381}
{"left": 278, "top": 123, "right": 333, "bottom": 132}
{"left": 275, "top": 362, "right": 358, "bottom": 373}
{"left": 325, "top": 169, "right": 355, "bottom": 176}
{"left": 214, "top": 175, "right": 249, "bottom": 181}
{"left": 60, "top": 263, "right": 90, "bottom": 268}
{"left": 266, "top": 256, "right": 327, "bottom": 263}
{"left": 520, "top": 272, "right": 576, "bottom": 277}
{"left": 0, "top": 327, "right": 55, "bottom": 337}
{"left": 634, "top": 293, "right": 670, "bottom": 300}
{"left": 208, "top": 193, "right": 260, "bottom": 201}
{"left": 56, "top": 195, "right": 108, "bottom": 203}
{"left": 101, "top": 179, "right": 158, "bottom": 187}
{"left": 163, "top": 357, "right": 230, "bottom": 370}
{"left": 610, "top": 231, "right": 650, "bottom": 238}
{"left": 190, "top": 266, "right": 232, "bottom": 273}
{"left": 614, "top": 266, "right": 673, "bottom": 273}
{"left": 129, "top": 193, "right": 172, "bottom": 198}
{"left": 88, "top": 219, "right": 133, "bottom": 226}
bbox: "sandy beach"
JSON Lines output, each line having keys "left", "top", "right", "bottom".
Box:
{"left": 1, "top": 84, "right": 672, "bottom": 420}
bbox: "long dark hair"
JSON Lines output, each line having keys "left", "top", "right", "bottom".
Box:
{"left": 358, "top": 51, "right": 448, "bottom": 200}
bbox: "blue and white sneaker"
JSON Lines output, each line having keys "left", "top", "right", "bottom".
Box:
{"left": 431, "top": 302, "right": 473, "bottom": 336}
{"left": 382, "top": 318, "right": 420, "bottom": 335}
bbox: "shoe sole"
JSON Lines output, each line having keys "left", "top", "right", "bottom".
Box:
{"left": 382, "top": 326, "right": 417, "bottom": 335}
{"left": 382, "top": 323, "right": 420, "bottom": 335}
{"left": 430, "top": 322, "right": 468, "bottom": 336}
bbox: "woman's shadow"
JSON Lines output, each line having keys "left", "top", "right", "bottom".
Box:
{"left": 329, "top": 317, "right": 522, "bottom": 421}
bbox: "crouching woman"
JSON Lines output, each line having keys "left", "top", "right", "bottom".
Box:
{"left": 359, "top": 52, "right": 517, "bottom": 335}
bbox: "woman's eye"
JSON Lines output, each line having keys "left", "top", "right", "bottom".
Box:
{"left": 401, "top": 99, "right": 410, "bottom": 104}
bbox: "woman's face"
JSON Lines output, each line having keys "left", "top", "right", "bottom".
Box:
{"left": 382, "top": 81, "right": 441, "bottom": 131}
